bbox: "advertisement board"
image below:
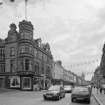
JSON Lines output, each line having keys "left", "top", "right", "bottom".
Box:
{"left": 10, "top": 76, "right": 20, "bottom": 88}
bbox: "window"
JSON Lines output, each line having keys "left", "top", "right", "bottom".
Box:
{"left": 41, "top": 64, "right": 44, "bottom": 74}
{"left": 10, "top": 47, "right": 15, "bottom": 56}
{"left": 35, "top": 62, "right": 39, "bottom": 75}
{"left": 20, "top": 45, "right": 31, "bottom": 53}
{"left": 20, "top": 60, "right": 24, "bottom": 71}
{"left": 38, "top": 51, "right": 42, "bottom": 59}
{"left": 34, "top": 48, "right": 37, "bottom": 57}
{"left": 0, "top": 48, "right": 5, "bottom": 61}
{"left": 19, "top": 46, "right": 25, "bottom": 53}
{"left": 0, "top": 64, "right": 5, "bottom": 73}
{"left": 10, "top": 60, "right": 15, "bottom": 72}
{"left": 43, "top": 54, "right": 47, "bottom": 62}
{"left": 46, "top": 66, "right": 51, "bottom": 77}
{"left": 22, "top": 77, "right": 31, "bottom": 89}
{"left": 21, "top": 33, "right": 24, "bottom": 39}
{"left": 29, "top": 46, "right": 32, "bottom": 53}
{"left": 25, "top": 59, "right": 29, "bottom": 71}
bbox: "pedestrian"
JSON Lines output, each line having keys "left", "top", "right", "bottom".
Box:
{"left": 96, "top": 86, "right": 99, "bottom": 94}
{"left": 103, "top": 88, "right": 105, "bottom": 94}
{"left": 100, "top": 87, "right": 102, "bottom": 94}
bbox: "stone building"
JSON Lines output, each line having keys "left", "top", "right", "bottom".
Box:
{"left": 0, "top": 20, "right": 53, "bottom": 90}
{"left": 52, "top": 60, "right": 75, "bottom": 86}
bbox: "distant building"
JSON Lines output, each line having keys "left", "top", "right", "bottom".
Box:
{"left": 93, "top": 66, "right": 105, "bottom": 87}
{"left": 0, "top": 20, "right": 53, "bottom": 90}
{"left": 52, "top": 60, "right": 75, "bottom": 86}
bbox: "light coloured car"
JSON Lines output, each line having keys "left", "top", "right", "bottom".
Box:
{"left": 64, "top": 85, "right": 72, "bottom": 93}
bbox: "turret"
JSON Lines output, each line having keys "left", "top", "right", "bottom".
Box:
{"left": 19, "top": 20, "right": 34, "bottom": 40}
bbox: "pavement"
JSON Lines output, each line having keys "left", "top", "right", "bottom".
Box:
{"left": 0, "top": 88, "right": 20, "bottom": 93}
{"left": 92, "top": 88, "right": 105, "bottom": 105}
{"left": 0, "top": 88, "right": 45, "bottom": 94}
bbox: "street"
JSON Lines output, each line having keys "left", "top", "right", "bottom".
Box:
{"left": 0, "top": 90, "right": 98, "bottom": 105}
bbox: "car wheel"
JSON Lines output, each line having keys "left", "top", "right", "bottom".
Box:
{"left": 58, "top": 96, "right": 60, "bottom": 100}
{"left": 87, "top": 99, "right": 90, "bottom": 104}
{"left": 71, "top": 98, "right": 74, "bottom": 102}
{"left": 63, "top": 94, "right": 65, "bottom": 98}
{"left": 43, "top": 96, "right": 47, "bottom": 100}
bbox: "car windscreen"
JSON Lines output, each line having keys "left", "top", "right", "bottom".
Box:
{"left": 48, "top": 86, "right": 60, "bottom": 91}
{"left": 64, "top": 86, "right": 72, "bottom": 89}
{"left": 72, "top": 87, "right": 88, "bottom": 93}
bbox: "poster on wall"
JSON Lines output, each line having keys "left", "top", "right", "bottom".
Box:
{"left": 10, "top": 76, "right": 20, "bottom": 88}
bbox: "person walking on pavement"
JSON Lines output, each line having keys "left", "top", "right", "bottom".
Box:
{"left": 100, "top": 87, "right": 102, "bottom": 94}
{"left": 96, "top": 86, "right": 99, "bottom": 94}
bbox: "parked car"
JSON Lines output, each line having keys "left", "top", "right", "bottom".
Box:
{"left": 71, "top": 86, "right": 91, "bottom": 104}
{"left": 101, "top": 84, "right": 105, "bottom": 89}
{"left": 43, "top": 85, "right": 65, "bottom": 100}
{"left": 64, "top": 85, "right": 72, "bottom": 93}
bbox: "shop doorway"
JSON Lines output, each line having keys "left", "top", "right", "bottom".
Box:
{"left": 21, "top": 77, "right": 32, "bottom": 90}
{"left": 0, "top": 78, "right": 5, "bottom": 88}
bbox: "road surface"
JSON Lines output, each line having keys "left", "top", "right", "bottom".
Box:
{"left": 0, "top": 90, "right": 98, "bottom": 105}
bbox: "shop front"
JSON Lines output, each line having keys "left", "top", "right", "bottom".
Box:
{"left": 17, "top": 71, "right": 34, "bottom": 91}
{"left": 20, "top": 76, "right": 33, "bottom": 91}
{"left": 0, "top": 76, "right": 5, "bottom": 88}
{"left": 10, "top": 76, "right": 20, "bottom": 89}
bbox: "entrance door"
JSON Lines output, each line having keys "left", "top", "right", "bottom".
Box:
{"left": 21, "top": 77, "right": 32, "bottom": 90}
{"left": 0, "top": 78, "right": 4, "bottom": 88}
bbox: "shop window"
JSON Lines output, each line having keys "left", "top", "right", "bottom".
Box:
{"left": 22, "top": 77, "right": 31, "bottom": 89}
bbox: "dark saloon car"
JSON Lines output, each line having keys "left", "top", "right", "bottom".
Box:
{"left": 71, "top": 86, "right": 91, "bottom": 104}
{"left": 64, "top": 85, "right": 72, "bottom": 93}
{"left": 43, "top": 85, "right": 65, "bottom": 100}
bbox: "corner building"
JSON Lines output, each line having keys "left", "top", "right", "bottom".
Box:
{"left": 0, "top": 20, "right": 53, "bottom": 90}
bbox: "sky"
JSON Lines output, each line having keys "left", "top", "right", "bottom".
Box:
{"left": 0, "top": 0, "right": 105, "bottom": 80}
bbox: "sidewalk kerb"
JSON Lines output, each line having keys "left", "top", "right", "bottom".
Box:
{"left": 92, "top": 94, "right": 103, "bottom": 105}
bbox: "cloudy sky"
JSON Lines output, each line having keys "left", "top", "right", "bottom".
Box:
{"left": 0, "top": 0, "right": 105, "bottom": 80}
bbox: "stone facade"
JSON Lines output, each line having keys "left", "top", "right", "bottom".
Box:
{"left": 52, "top": 60, "right": 82, "bottom": 86}
{"left": 0, "top": 20, "right": 53, "bottom": 90}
